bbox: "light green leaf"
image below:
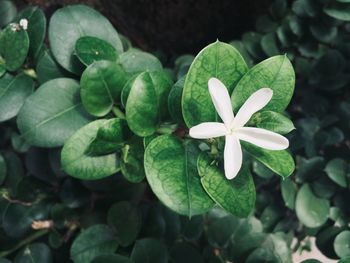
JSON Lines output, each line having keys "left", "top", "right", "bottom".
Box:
{"left": 14, "top": 243, "right": 52, "bottom": 263}
{"left": 86, "top": 118, "right": 131, "bottom": 156}
{"left": 231, "top": 55, "right": 295, "bottom": 113}
{"left": 324, "top": 158, "right": 348, "bottom": 188}
{"left": 334, "top": 231, "right": 350, "bottom": 258}
{"left": 248, "top": 111, "right": 295, "bottom": 135}
{"left": 48, "top": 5, "right": 123, "bottom": 74}
{"left": 118, "top": 49, "right": 162, "bottom": 74}
{"left": 61, "top": 120, "right": 120, "bottom": 180}
{"left": 131, "top": 238, "right": 168, "bottom": 263}
{"left": 144, "top": 135, "right": 214, "bottom": 216}
{"left": 182, "top": 41, "right": 248, "bottom": 127}
{"left": 295, "top": 184, "right": 330, "bottom": 228}
{"left": 0, "top": 73, "right": 34, "bottom": 122}
{"left": 70, "top": 224, "right": 118, "bottom": 263}
{"left": 75, "top": 36, "right": 118, "bottom": 66}
{"left": 197, "top": 154, "right": 256, "bottom": 217}
{"left": 80, "top": 61, "right": 127, "bottom": 117}
{"left": 0, "top": 23, "right": 29, "bottom": 71}
{"left": 17, "top": 6, "right": 46, "bottom": 59}
{"left": 243, "top": 142, "right": 295, "bottom": 178}
{"left": 126, "top": 71, "right": 172, "bottom": 137}
{"left": 324, "top": 2, "right": 350, "bottom": 21}
{"left": 107, "top": 201, "right": 141, "bottom": 247}
{"left": 17, "top": 78, "right": 91, "bottom": 147}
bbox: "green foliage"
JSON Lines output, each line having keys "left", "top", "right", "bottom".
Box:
{"left": 0, "top": 0, "right": 349, "bottom": 262}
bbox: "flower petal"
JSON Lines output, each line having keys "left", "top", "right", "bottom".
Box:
{"left": 224, "top": 135, "right": 242, "bottom": 179}
{"left": 232, "top": 88, "right": 273, "bottom": 128}
{"left": 236, "top": 127, "right": 289, "bottom": 150}
{"left": 208, "top": 78, "right": 235, "bottom": 127}
{"left": 189, "top": 122, "right": 227, "bottom": 139}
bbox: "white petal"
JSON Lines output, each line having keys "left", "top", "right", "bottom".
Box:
{"left": 236, "top": 127, "right": 289, "bottom": 150}
{"left": 224, "top": 135, "right": 243, "bottom": 179}
{"left": 208, "top": 78, "right": 235, "bottom": 127}
{"left": 189, "top": 122, "right": 227, "bottom": 139}
{"left": 232, "top": 88, "right": 273, "bottom": 128}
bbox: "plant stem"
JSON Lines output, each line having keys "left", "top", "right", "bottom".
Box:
{"left": 0, "top": 229, "right": 49, "bottom": 258}
{"left": 112, "top": 106, "right": 126, "bottom": 119}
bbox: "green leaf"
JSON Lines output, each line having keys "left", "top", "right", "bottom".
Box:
{"left": 261, "top": 33, "right": 280, "bottom": 57}
{"left": 17, "top": 7, "right": 46, "bottom": 59}
{"left": 121, "top": 141, "right": 145, "bottom": 183}
{"left": 0, "top": 73, "right": 34, "bottom": 122}
{"left": 70, "top": 224, "right": 118, "bottom": 263}
{"left": 120, "top": 75, "right": 137, "bottom": 108}
{"left": 86, "top": 118, "right": 131, "bottom": 155}
{"left": 231, "top": 55, "right": 295, "bottom": 113}
{"left": 168, "top": 76, "right": 185, "bottom": 125}
{"left": 14, "top": 243, "right": 52, "bottom": 263}
{"left": 80, "top": 61, "right": 127, "bottom": 117}
{"left": 324, "top": 2, "right": 350, "bottom": 21}
{"left": 324, "top": 158, "right": 348, "bottom": 188}
{"left": 17, "top": 78, "right": 91, "bottom": 147}
{"left": 0, "top": 153, "right": 6, "bottom": 185}
{"left": 75, "top": 36, "right": 118, "bottom": 66}
{"left": 170, "top": 242, "right": 204, "bottom": 263}
{"left": 92, "top": 254, "right": 133, "bottom": 263}
{"left": 182, "top": 41, "right": 248, "bottom": 127}
{"left": 0, "top": 0, "right": 17, "bottom": 27}
{"left": 48, "top": 5, "right": 123, "bottom": 74}
{"left": 248, "top": 111, "right": 295, "bottom": 135}
{"left": 242, "top": 142, "right": 295, "bottom": 178}
{"left": 197, "top": 154, "right": 255, "bottom": 217}
{"left": 126, "top": 71, "right": 172, "bottom": 137}
{"left": 0, "top": 22, "right": 29, "bottom": 71}
{"left": 107, "top": 201, "right": 141, "bottom": 246}
{"left": 295, "top": 184, "right": 330, "bottom": 228}
{"left": 131, "top": 238, "right": 168, "bottom": 263}
{"left": 61, "top": 120, "right": 120, "bottom": 180}
{"left": 36, "top": 51, "right": 70, "bottom": 84}
{"left": 118, "top": 49, "right": 162, "bottom": 74}
{"left": 281, "top": 178, "right": 297, "bottom": 210}
{"left": 334, "top": 231, "right": 350, "bottom": 258}
{"left": 144, "top": 135, "right": 214, "bottom": 216}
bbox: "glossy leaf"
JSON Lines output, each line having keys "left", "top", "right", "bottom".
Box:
{"left": 121, "top": 141, "right": 145, "bottom": 183}
{"left": 107, "top": 201, "right": 141, "bottom": 246}
{"left": 131, "top": 238, "right": 168, "bottom": 263}
{"left": 80, "top": 61, "right": 127, "bottom": 116}
{"left": 324, "top": 2, "right": 350, "bottom": 21}
{"left": 70, "top": 224, "right": 118, "bottom": 263}
{"left": 17, "top": 78, "right": 91, "bottom": 147}
{"left": 49, "top": 5, "right": 123, "bottom": 74}
{"left": 248, "top": 111, "right": 295, "bottom": 135}
{"left": 197, "top": 154, "right": 256, "bottom": 217}
{"left": 0, "top": 22, "right": 29, "bottom": 71}
{"left": 144, "top": 135, "right": 214, "bottom": 216}
{"left": 231, "top": 55, "right": 295, "bottom": 113}
{"left": 182, "top": 41, "right": 248, "bottom": 127}
{"left": 126, "top": 71, "right": 172, "bottom": 137}
{"left": 295, "top": 184, "right": 330, "bottom": 228}
{"left": 87, "top": 118, "right": 131, "bottom": 155}
{"left": 75, "top": 36, "right": 118, "bottom": 66}
{"left": 61, "top": 120, "right": 120, "bottom": 180}
{"left": 242, "top": 142, "right": 295, "bottom": 178}
{"left": 0, "top": 73, "right": 34, "bottom": 122}
{"left": 118, "top": 49, "right": 162, "bottom": 74}
{"left": 17, "top": 6, "right": 46, "bottom": 59}
{"left": 324, "top": 158, "right": 348, "bottom": 188}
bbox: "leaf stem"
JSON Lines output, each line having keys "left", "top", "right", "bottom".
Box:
{"left": 112, "top": 106, "right": 126, "bottom": 119}
{"left": 0, "top": 229, "right": 49, "bottom": 258}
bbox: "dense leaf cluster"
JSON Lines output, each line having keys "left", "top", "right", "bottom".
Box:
{"left": 0, "top": 0, "right": 349, "bottom": 262}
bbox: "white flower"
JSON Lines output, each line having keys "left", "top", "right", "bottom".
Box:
{"left": 19, "top": 19, "right": 28, "bottom": 30}
{"left": 189, "top": 78, "right": 289, "bottom": 180}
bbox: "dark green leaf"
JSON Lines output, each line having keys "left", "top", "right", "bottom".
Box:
{"left": 324, "top": 158, "right": 348, "bottom": 188}
{"left": 61, "top": 120, "right": 120, "bottom": 180}
{"left": 0, "top": 153, "right": 6, "bottom": 185}
{"left": 121, "top": 141, "right": 145, "bottom": 183}
{"left": 0, "top": 0, "right": 17, "bottom": 27}
{"left": 131, "top": 238, "right": 168, "bottom": 263}
{"left": 324, "top": 2, "right": 350, "bottom": 21}
{"left": 14, "top": 243, "right": 52, "bottom": 263}
{"left": 144, "top": 135, "right": 214, "bottom": 216}
{"left": 92, "top": 254, "right": 133, "bottom": 263}
{"left": 168, "top": 76, "right": 185, "bottom": 125}
{"left": 182, "top": 41, "right": 248, "bottom": 127}
{"left": 17, "top": 78, "right": 91, "bottom": 147}
{"left": 36, "top": 51, "right": 70, "bottom": 84}
{"left": 281, "top": 178, "right": 297, "bottom": 210}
